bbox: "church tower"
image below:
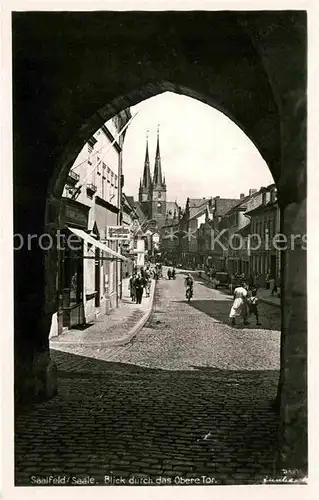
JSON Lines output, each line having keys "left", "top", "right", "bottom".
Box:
{"left": 151, "top": 125, "right": 167, "bottom": 227}
{"left": 138, "top": 131, "right": 152, "bottom": 218}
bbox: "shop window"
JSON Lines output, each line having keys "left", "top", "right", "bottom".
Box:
{"left": 61, "top": 231, "right": 84, "bottom": 326}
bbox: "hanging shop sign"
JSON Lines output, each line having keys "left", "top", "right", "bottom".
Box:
{"left": 107, "top": 226, "right": 131, "bottom": 241}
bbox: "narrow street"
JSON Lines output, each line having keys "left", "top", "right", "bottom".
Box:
{"left": 15, "top": 271, "right": 281, "bottom": 486}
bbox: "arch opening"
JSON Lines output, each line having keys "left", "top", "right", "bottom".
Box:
{"left": 12, "top": 10, "right": 307, "bottom": 477}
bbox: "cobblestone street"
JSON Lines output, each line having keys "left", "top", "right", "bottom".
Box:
{"left": 15, "top": 272, "right": 281, "bottom": 486}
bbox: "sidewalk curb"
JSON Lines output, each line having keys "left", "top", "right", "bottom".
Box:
{"left": 108, "top": 279, "right": 157, "bottom": 347}
{"left": 50, "top": 280, "right": 157, "bottom": 349}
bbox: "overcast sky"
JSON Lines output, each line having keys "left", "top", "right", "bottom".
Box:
{"left": 122, "top": 92, "right": 274, "bottom": 207}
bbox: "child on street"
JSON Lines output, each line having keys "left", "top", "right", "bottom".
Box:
{"left": 248, "top": 288, "right": 261, "bottom": 326}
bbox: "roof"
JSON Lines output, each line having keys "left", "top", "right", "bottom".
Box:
{"left": 189, "top": 198, "right": 207, "bottom": 208}
{"left": 166, "top": 201, "right": 180, "bottom": 217}
{"left": 214, "top": 198, "right": 240, "bottom": 217}
{"left": 188, "top": 198, "right": 208, "bottom": 220}
{"left": 127, "top": 199, "right": 147, "bottom": 221}
{"left": 121, "top": 193, "right": 135, "bottom": 214}
{"left": 224, "top": 191, "right": 261, "bottom": 216}
{"left": 245, "top": 200, "right": 277, "bottom": 216}
{"left": 126, "top": 196, "right": 135, "bottom": 205}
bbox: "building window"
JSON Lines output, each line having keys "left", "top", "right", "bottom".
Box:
{"left": 102, "top": 175, "right": 105, "bottom": 199}
{"left": 157, "top": 202, "right": 162, "bottom": 214}
{"left": 107, "top": 167, "right": 111, "bottom": 183}
{"left": 115, "top": 174, "right": 118, "bottom": 188}
{"left": 111, "top": 171, "right": 114, "bottom": 186}
{"left": 88, "top": 144, "right": 93, "bottom": 154}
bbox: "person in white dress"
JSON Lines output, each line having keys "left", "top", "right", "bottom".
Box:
{"left": 229, "top": 281, "right": 249, "bottom": 326}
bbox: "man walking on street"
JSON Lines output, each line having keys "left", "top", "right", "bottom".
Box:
{"left": 134, "top": 273, "right": 145, "bottom": 304}
{"left": 184, "top": 273, "right": 194, "bottom": 299}
{"left": 129, "top": 273, "right": 136, "bottom": 302}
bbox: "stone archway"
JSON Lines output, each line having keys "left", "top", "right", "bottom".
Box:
{"left": 13, "top": 11, "right": 306, "bottom": 472}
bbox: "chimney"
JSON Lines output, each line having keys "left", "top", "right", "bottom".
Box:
{"left": 249, "top": 188, "right": 257, "bottom": 196}
{"left": 240, "top": 193, "right": 245, "bottom": 199}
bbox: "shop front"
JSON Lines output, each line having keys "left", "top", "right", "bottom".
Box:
{"left": 50, "top": 197, "right": 90, "bottom": 337}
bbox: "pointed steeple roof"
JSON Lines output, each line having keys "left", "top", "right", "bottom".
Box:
{"left": 142, "top": 130, "right": 152, "bottom": 189}
{"left": 153, "top": 125, "right": 163, "bottom": 187}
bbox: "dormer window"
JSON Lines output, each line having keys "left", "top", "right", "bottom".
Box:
{"left": 270, "top": 188, "right": 277, "bottom": 203}
{"left": 262, "top": 191, "right": 267, "bottom": 205}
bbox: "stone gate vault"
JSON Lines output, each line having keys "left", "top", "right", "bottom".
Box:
{"left": 13, "top": 11, "right": 307, "bottom": 472}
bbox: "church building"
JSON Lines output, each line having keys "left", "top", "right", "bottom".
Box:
{"left": 138, "top": 127, "right": 179, "bottom": 232}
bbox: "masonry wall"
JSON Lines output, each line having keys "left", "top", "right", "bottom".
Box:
{"left": 12, "top": 11, "right": 307, "bottom": 471}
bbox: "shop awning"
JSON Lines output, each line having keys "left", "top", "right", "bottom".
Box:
{"left": 68, "top": 226, "right": 128, "bottom": 261}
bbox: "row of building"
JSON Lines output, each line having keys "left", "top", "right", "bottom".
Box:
{"left": 49, "top": 107, "right": 280, "bottom": 338}
{"left": 50, "top": 109, "right": 138, "bottom": 337}
{"left": 160, "top": 185, "right": 281, "bottom": 288}
{"left": 49, "top": 111, "right": 181, "bottom": 338}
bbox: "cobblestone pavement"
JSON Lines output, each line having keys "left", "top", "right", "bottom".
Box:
{"left": 15, "top": 272, "right": 281, "bottom": 486}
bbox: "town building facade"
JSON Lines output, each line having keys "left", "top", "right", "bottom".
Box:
{"left": 49, "top": 110, "right": 131, "bottom": 338}
{"left": 245, "top": 184, "right": 280, "bottom": 287}
{"left": 198, "top": 196, "right": 240, "bottom": 271}
{"left": 219, "top": 189, "right": 262, "bottom": 275}
{"left": 197, "top": 185, "right": 280, "bottom": 288}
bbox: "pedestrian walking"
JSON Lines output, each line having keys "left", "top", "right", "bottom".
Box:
{"left": 255, "top": 273, "right": 261, "bottom": 290}
{"left": 229, "top": 280, "right": 249, "bottom": 326}
{"left": 134, "top": 273, "right": 145, "bottom": 304}
{"left": 247, "top": 288, "right": 262, "bottom": 325}
{"left": 145, "top": 275, "right": 151, "bottom": 297}
{"left": 167, "top": 268, "right": 172, "bottom": 280}
{"left": 129, "top": 274, "right": 136, "bottom": 302}
{"left": 266, "top": 270, "right": 271, "bottom": 290}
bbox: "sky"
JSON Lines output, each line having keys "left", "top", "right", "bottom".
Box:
{"left": 122, "top": 92, "right": 274, "bottom": 207}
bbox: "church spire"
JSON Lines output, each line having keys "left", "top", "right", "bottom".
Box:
{"left": 142, "top": 130, "right": 152, "bottom": 188}
{"left": 153, "top": 125, "right": 163, "bottom": 186}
